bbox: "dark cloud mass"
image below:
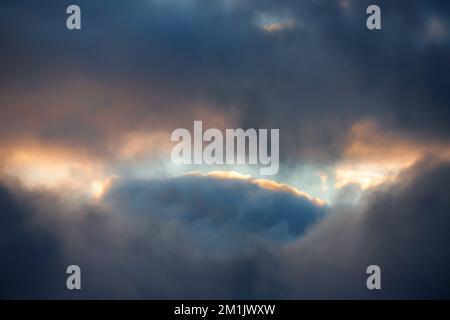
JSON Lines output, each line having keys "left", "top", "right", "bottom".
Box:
{"left": 0, "top": 174, "right": 325, "bottom": 299}
{"left": 0, "top": 181, "right": 67, "bottom": 298}
{"left": 281, "top": 159, "right": 450, "bottom": 299}
{"left": 0, "top": 0, "right": 449, "bottom": 163}
{"left": 1, "top": 161, "right": 450, "bottom": 299}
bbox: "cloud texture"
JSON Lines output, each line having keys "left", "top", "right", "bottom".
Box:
{"left": 1, "top": 160, "right": 450, "bottom": 299}
{"left": 1, "top": 0, "right": 450, "bottom": 299}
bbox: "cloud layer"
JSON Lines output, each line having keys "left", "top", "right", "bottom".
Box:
{"left": 1, "top": 160, "right": 450, "bottom": 299}
{"left": 1, "top": 0, "right": 449, "bottom": 165}
{"left": 1, "top": 0, "right": 450, "bottom": 299}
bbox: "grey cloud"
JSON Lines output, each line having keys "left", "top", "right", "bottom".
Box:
{"left": 1, "top": 0, "right": 450, "bottom": 299}
{"left": 281, "top": 159, "right": 450, "bottom": 299}
{"left": 0, "top": 0, "right": 449, "bottom": 165}
{"left": 1, "top": 159, "right": 450, "bottom": 299}
{"left": 0, "top": 174, "right": 324, "bottom": 299}
{"left": 104, "top": 175, "right": 325, "bottom": 241}
{"left": 0, "top": 180, "right": 68, "bottom": 298}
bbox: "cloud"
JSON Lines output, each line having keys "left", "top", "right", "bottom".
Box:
{"left": 0, "top": 172, "right": 325, "bottom": 299}
{"left": 104, "top": 173, "right": 326, "bottom": 242}
{"left": 281, "top": 159, "right": 450, "bottom": 298}
{"left": 0, "top": 180, "right": 68, "bottom": 298}
{"left": 1, "top": 0, "right": 449, "bottom": 168}
{"left": 333, "top": 120, "right": 450, "bottom": 190}
{"left": 256, "top": 13, "right": 297, "bottom": 33}
{"left": 0, "top": 0, "right": 450, "bottom": 300}
{"left": 1, "top": 159, "right": 450, "bottom": 299}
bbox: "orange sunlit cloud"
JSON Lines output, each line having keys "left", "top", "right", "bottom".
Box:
{"left": 334, "top": 120, "right": 450, "bottom": 190}
{"left": 188, "top": 170, "right": 325, "bottom": 206}
{"left": 0, "top": 143, "right": 107, "bottom": 194}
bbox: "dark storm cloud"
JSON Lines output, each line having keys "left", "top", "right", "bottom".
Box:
{"left": 0, "top": 174, "right": 325, "bottom": 299}
{"left": 104, "top": 175, "right": 325, "bottom": 241}
{"left": 1, "top": 0, "right": 449, "bottom": 164}
{"left": 1, "top": 160, "right": 450, "bottom": 299}
{"left": 0, "top": 180, "right": 68, "bottom": 298}
{"left": 281, "top": 159, "right": 450, "bottom": 299}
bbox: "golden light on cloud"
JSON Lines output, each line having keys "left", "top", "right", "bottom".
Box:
{"left": 91, "top": 181, "right": 105, "bottom": 198}
{"left": 257, "top": 13, "right": 296, "bottom": 33}
{"left": 261, "top": 20, "right": 296, "bottom": 33}
{"left": 334, "top": 120, "right": 450, "bottom": 190}
{"left": 0, "top": 143, "right": 109, "bottom": 197}
{"left": 90, "top": 175, "right": 117, "bottom": 199}
{"left": 188, "top": 170, "right": 325, "bottom": 206}
{"left": 334, "top": 164, "right": 403, "bottom": 190}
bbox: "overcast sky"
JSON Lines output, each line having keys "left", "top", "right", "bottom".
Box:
{"left": 0, "top": 0, "right": 449, "bottom": 299}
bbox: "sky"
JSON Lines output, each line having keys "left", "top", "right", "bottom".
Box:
{"left": 0, "top": 0, "right": 450, "bottom": 299}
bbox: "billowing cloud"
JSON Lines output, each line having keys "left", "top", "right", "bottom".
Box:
{"left": 281, "top": 159, "right": 450, "bottom": 299}
{"left": 1, "top": 0, "right": 449, "bottom": 168}
{"left": 1, "top": 0, "right": 450, "bottom": 300}
{"left": 1, "top": 160, "right": 450, "bottom": 299}
{"left": 333, "top": 120, "right": 450, "bottom": 190}
{"left": 0, "top": 172, "right": 325, "bottom": 298}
